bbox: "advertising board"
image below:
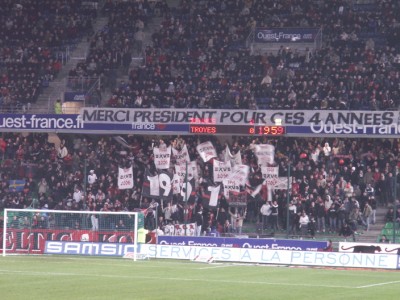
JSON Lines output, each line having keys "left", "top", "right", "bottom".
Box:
{"left": 0, "top": 228, "right": 135, "bottom": 254}
{"left": 339, "top": 242, "right": 400, "bottom": 254}
{"left": 156, "top": 236, "right": 328, "bottom": 251}
{"left": 140, "top": 244, "right": 398, "bottom": 269}
{"left": 45, "top": 241, "right": 135, "bottom": 256}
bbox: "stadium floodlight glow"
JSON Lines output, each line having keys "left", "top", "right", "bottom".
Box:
{"left": 2, "top": 209, "right": 140, "bottom": 261}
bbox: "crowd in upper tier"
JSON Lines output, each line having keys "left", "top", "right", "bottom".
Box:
{"left": 0, "top": 0, "right": 97, "bottom": 112}
{"left": 1, "top": 0, "right": 399, "bottom": 112}
{"left": 103, "top": 0, "right": 400, "bottom": 110}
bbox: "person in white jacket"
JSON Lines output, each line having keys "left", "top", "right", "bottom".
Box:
{"left": 260, "top": 202, "right": 271, "bottom": 230}
{"left": 299, "top": 211, "right": 310, "bottom": 237}
{"left": 57, "top": 143, "right": 68, "bottom": 159}
{"left": 88, "top": 170, "right": 97, "bottom": 185}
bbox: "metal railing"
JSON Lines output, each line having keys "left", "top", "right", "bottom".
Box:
{"left": 66, "top": 77, "right": 100, "bottom": 93}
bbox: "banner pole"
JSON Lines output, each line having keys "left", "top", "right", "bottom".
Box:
{"left": 83, "top": 159, "right": 87, "bottom": 208}
{"left": 393, "top": 164, "right": 397, "bottom": 244}
{"left": 286, "top": 163, "right": 291, "bottom": 239}
{"left": 185, "top": 161, "right": 188, "bottom": 236}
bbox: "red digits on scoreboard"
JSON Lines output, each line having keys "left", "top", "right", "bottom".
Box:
{"left": 253, "top": 126, "right": 285, "bottom": 135}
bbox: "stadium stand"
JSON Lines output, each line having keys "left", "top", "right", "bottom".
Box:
{"left": 0, "top": 132, "right": 398, "bottom": 243}
{"left": 0, "top": 0, "right": 98, "bottom": 112}
{"left": 101, "top": 0, "right": 400, "bottom": 110}
{"left": 377, "top": 219, "right": 400, "bottom": 242}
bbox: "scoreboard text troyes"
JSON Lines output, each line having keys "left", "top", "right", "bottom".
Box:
{"left": 189, "top": 118, "right": 285, "bottom": 135}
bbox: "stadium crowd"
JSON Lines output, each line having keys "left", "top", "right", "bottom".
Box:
{"left": 1, "top": 0, "right": 400, "bottom": 238}
{"left": 0, "top": 133, "right": 399, "bottom": 237}
{"left": 67, "top": 0, "right": 152, "bottom": 88}
{"left": 0, "top": 0, "right": 97, "bottom": 112}
{"left": 103, "top": 0, "right": 400, "bottom": 110}
{"left": 2, "top": 0, "right": 399, "bottom": 112}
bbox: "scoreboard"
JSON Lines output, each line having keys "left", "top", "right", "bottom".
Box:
{"left": 189, "top": 124, "right": 286, "bottom": 135}
{"left": 188, "top": 116, "right": 285, "bottom": 135}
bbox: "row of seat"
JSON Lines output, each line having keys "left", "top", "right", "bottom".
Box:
{"left": 376, "top": 222, "right": 400, "bottom": 243}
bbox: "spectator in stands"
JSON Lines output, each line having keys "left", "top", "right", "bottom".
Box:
{"left": 223, "top": 219, "right": 232, "bottom": 234}
{"left": 379, "top": 234, "right": 390, "bottom": 243}
{"left": 270, "top": 200, "right": 279, "bottom": 231}
{"left": 299, "top": 211, "right": 309, "bottom": 238}
{"left": 370, "top": 196, "right": 378, "bottom": 225}
{"left": 362, "top": 201, "right": 372, "bottom": 231}
{"left": 327, "top": 203, "right": 338, "bottom": 233}
{"left": 115, "top": 219, "right": 127, "bottom": 231}
{"left": 163, "top": 201, "right": 173, "bottom": 223}
{"left": 260, "top": 201, "right": 271, "bottom": 231}
{"left": 195, "top": 207, "right": 204, "bottom": 236}
{"left": 320, "top": 240, "right": 333, "bottom": 252}
{"left": 235, "top": 209, "right": 246, "bottom": 235}
{"left": 57, "top": 143, "right": 68, "bottom": 160}
{"left": 88, "top": 170, "right": 98, "bottom": 185}
{"left": 21, "top": 216, "right": 30, "bottom": 229}
{"left": 38, "top": 216, "right": 47, "bottom": 229}
{"left": 31, "top": 215, "right": 39, "bottom": 228}
{"left": 288, "top": 200, "right": 298, "bottom": 235}
{"left": 91, "top": 214, "right": 99, "bottom": 231}
{"left": 228, "top": 207, "right": 238, "bottom": 232}
{"left": 10, "top": 215, "right": 19, "bottom": 228}
{"left": 344, "top": 183, "right": 354, "bottom": 199}
{"left": 339, "top": 222, "right": 356, "bottom": 242}
{"left": 315, "top": 198, "right": 326, "bottom": 233}
{"left": 365, "top": 183, "right": 375, "bottom": 198}
{"left": 54, "top": 99, "right": 62, "bottom": 114}
{"left": 73, "top": 187, "right": 82, "bottom": 204}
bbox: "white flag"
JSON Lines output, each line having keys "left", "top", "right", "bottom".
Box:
{"left": 196, "top": 141, "right": 217, "bottom": 162}
{"left": 118, "top": 167, "right": 133, "bottom": 189}
{"left": 172, "top": 173, "right": 181, "bottom": 194}
{"left": 254, "top": 144, "right": 275, "bottom": 166}
{"left": 148, "top": 174, "right": 160, "bottom": 196}
{"left": 225, "top": 146, "right": 242, "bottom": 166}
{"left": 261, "top": 166, "right": 279, "bottom": 183}
{"left": 227, "top": 164, "right": 250, "bottom": 186}
{"left": 172, "top": 144, "right": 190, "bottom": 165}
{"left": 189, "top": 161, "right": 199, "bottom": 179}
{"left": 154, "top": 146, "right": 171, "bottom": 169}
{"left": 208, "top": 185, "right": 220, "bottom": 207}
{"left": 222, "top": 178, "right": 240, "bottom": 199}
{"left": 213, "top": 159, "right": 232, "bottom": 182}
{"left": 175, "top": 164, "right": 190, "bottom": 186}
{"left": 269, "top": 177, "right": 292, "bottom": 190}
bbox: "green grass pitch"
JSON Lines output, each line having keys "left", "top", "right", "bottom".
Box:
{"left": 1, "top": 255, "right": 399, "bottom": 300}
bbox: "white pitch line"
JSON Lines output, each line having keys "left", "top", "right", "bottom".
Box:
{"left": 197, "top": 264, "right": 231, "bottom": 270}
{"left": 0, "top": 258, "right": 195, "bottom": 269}
{"left": 357, "top": 281, "right": 400, "bottom": 289}
{"left": 0, "top": 269, "right": 356, "bottom": 289}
